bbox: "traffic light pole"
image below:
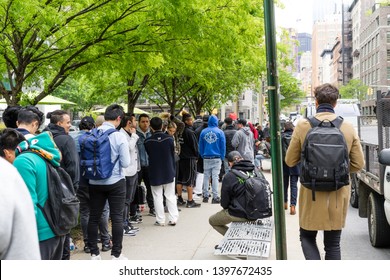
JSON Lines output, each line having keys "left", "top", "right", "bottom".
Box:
{"left": 263, "top": 0, "right": 287, "bottom": 260}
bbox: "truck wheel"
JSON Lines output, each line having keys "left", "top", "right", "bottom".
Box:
{"left": 367, "top": 192, "right": 390, "bottom": 247}
{"left": 350, "top": 174, "right": 359, "bottom": 208}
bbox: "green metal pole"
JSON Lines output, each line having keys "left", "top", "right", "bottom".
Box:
{"left": 263, "top": 0, "right": 287, "bottom": 260}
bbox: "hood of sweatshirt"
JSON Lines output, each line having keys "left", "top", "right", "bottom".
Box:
{"left": 241, "top": 126, "right": 251, "bottom": 135}
{"left": 45, "top": 123, "right": 66, "bottom": 138}
{"left": 231, "top": 160, "right": 255, "bottom": 172}
{"left": 207, "top": 115, "right": 218, "bottom": 128}
{"left": 15, "top": 131, "right": 62, "bottom": 167}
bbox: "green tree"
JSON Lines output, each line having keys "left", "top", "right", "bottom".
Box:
{"left": 81, "top": 0, "right": 266, "bottom": 115}
{"left": 1, "top": 0, "right": 267, "bottom": 116}
{"left": 278, "top": 69, "right": 305, "bottom": 109}
{"left": 51, "top": 76, "right": 113, "bottom": 113}
{"left": 0, "top": 0, "right": 164, "bottom": 105}
{"left": 339, "top": 79, "right": 368, "bottom": 102}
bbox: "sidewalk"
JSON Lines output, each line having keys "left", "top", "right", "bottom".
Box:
{"left": 70, "top": 170, "right": 305, "bottom": 260}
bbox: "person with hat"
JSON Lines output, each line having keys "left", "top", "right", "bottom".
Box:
{"left": 222, "top": 117, "right": 237, "bottom": 174}
{"left": 231, "top": 118, "right": 255, "bottom": 163}
{"left": 208, "top": 151, "right": 256, "bottom": 235}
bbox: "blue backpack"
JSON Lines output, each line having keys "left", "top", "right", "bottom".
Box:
{"left": 78, "top": 128, "right": 118, "bottom": 180}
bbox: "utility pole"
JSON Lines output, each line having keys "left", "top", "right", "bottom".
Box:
{"left": 341, "top": 0, "right": 346, "bottom": 85}
{"left": 263, "top": 0, "right": 287, "bottom": 260}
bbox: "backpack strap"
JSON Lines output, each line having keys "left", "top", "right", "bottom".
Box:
{"left": 230, "top": 169, "right": 249, "bottom": 180}
{"left": 329, "top": 116, "right": 344, "bottom": 129}
{"left": 307, "top": 116, "right": 321, "bottom": 128}
{"left": 102, "top": 128, "right": 121, "bottom": 175}
{"left": 308, "top": 116, "right": 344, "bottom": 129}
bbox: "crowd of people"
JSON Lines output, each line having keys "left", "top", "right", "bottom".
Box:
{"left": 0, "top": 102, "right": 269, "bottom": 260}
{"left": 0, "top": 83, "right": 364, "bottom": 261}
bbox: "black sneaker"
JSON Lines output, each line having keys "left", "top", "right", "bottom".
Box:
{"left": 123, "top": 226, "right": 137, "bottom": 236}
{"left": 129, "top": 224, "right": 139, "bottom": 231}
{"left": 84, "top": 245, "right": 90, "bottom": 254}
{"left": 136, "top": 214, "right": 143, "bottom": 221}
{"left": 202, "top": 197, "right": 209, "bottom": 203}
{"left": 177, "top": 196, "right": 186, "bottom": 206}
{"left": 102, "top": 243, "right": 112, "bottom": 252}
{"left": 212, "top": 197, "right": 221, "bottom": 204}
{"left": 149, "top": 209, "right": 156, "bottom": 217}
{"left": 130, "top": 215, "right": 142, "bottom": 224}
{"left": 186, "top": 200, "right": 201, "bottom": 208}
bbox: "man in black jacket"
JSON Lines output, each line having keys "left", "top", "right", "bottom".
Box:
{"left": 222, "top": 117, "right": 237, "bottom": 174}
{"left": 208, "top": 151, "right": 254, "bottom": 235}
{"left": 44, "top": 110, "right": 80, "bottom": 260}
{"left": 176, "top": 113, "right": 201, "bottom": 208}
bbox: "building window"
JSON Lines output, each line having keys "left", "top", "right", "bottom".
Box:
{"left": 387, "top": 15, "right": 390, "bottom": 25}
{"left": 387, "top": 32, "right": 390, "bottom": 43}
{"left": 387, "top": 67, "right": 390, "bottom": 80}
{"left": 387, "top": 50, "right": 390, "bottom": 62}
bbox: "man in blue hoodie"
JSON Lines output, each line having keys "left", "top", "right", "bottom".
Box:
{"left": 198, "top": 115, "right": 226, "bottom": 204}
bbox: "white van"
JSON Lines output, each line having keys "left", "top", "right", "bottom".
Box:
{"left": 305, "top": 101, "right": 360, "bottom": 131}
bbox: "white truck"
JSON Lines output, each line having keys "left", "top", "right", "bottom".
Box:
{"left": 351, "top": 92, "right": 390, "bottom": 247}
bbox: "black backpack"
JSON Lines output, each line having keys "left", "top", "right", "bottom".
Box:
{"left": 300, "top": 116, "right": 350, "bottom": 200}
{"left": 230, "top": 169, "right": 272, "bottom": 220}
{"left": 29, "top": 152, "right": 80, "bottom": 236}
{"left": 281, "top": 132, "right": 292, "bottom": 161}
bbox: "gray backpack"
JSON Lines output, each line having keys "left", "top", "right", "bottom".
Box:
{"left": 300, "top": 116, "right": 350, "bottom": 200}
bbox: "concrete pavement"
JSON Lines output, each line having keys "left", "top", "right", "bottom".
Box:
{"left": 70, "top": 170, "right": 306, "bottom": 260}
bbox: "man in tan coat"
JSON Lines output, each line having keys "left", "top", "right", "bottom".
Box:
{"left": 285, "top": 83, "right": 364, "bottom": 260}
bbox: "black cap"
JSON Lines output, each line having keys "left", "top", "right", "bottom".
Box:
{"left": 236, "top": 118, "right": 247, "bottom": 126}
{"left": 227, "top": 151, "right": 242, "bottom": 163}
{"left": 202, "top": 114, "right": 210, "bottom": 123}
{"left": 81, "top": 116, "right": 95, "bottom": 125}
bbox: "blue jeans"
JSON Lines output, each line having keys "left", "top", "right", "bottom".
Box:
{"left": 223, "top": 158, "right": 230, "bottom": 174}
{"left": 254, "top": 154, "right": 266, "bottom": 168}
{"left": 283, "top": 174, "right": 298, "bottom": 206}
{"left": 300, "top": 228, "right": 342, "bottom": 260}
{"left": 203, "top": 158, "right": 221, "bottom": 198}
{"left": 88, "top": 179, "right": 126, "bottom": 258}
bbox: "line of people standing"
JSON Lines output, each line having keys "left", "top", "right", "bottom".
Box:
{"left": 0, "top": 103, "right": 267, "bottom": 260}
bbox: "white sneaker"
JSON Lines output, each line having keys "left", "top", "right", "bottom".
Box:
{"left": 91, "top": 254, "right": 102, "bottom": 260}
{"left": 112, "top": 254, "right": 128, "bottom": 260}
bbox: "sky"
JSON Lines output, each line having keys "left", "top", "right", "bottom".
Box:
{"left": 274, "top": 0, "right": 354, "bottom": 34}
{"left": 275, "top": 0, "right": 313, "bottom": 33}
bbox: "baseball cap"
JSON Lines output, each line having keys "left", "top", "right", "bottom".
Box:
{"left": 81, "top": 116, "right": 95, "bottom": 125}
{"left": 202, "top": 114, "right": 210, "bottom": 123}
{"left": 236, "top": 118, "right": 247, "bottom": 126}
{"left": 227, "top": 151, "right": 243, "bottom": 163}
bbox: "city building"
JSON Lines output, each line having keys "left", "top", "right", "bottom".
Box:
{"left": 299, "top": 51, "right": 312, "bottom": 97}
{"left": 349, "top": 0, "right": 390, "bottom": 115}
{"left": 313, "top": 0, "right": 342, "bottom": 23}
{"left": 311, "top": 14, "right": 342, "bottom": 93}
{"left": 297, "top": 32, "right": 312, "bottom": 71}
